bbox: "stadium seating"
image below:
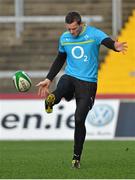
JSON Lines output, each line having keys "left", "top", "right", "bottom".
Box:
{"left": 0, "top": 0, "right": 135, "bottom": 93}
{"left": 97, "top": 10, "right": 135, "bottom": 94}
{"left": 0, "top": 0, "right": 112, "bottom": 93}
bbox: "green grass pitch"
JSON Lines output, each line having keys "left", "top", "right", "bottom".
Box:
{"left": 0, "top": 140, "right": 135, "bottom": 179}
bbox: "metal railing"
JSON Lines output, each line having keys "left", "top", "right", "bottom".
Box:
{"left": 0, "top": 0, "right": 122, "bottom": 38}
{"left": 112, "top": 0, "right": 122, "bottom": 36}
{"left": 0, "top": 15, "right": 103, "bottom": 38}
{"left": 0, "top": 0, "right": 103, "bottom": 38}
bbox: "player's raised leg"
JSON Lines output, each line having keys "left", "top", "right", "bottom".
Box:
{"left": 45, "top": 74, "right": 74, "bottom": 113}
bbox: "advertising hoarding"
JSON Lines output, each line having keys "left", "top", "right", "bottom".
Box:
{"left": 0, "top": 99, "right": 120, "bottom": 140}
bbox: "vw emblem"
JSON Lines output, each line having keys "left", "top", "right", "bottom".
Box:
{"left": 87, "top": 104, "right": 114, "bottom": 127}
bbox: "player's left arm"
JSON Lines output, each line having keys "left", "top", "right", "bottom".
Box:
{"left": 101, "top": 37, "right": 128, "bottom": 54}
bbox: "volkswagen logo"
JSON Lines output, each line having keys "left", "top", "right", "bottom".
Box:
{"left": 87, "top": 104, "right": 114, "bottom": 127}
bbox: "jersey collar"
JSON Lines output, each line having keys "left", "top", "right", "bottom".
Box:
{"left": 79, "top": 24, "right": 87, "bottom": 36}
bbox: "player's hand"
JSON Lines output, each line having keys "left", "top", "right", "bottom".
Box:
{"left": 36, "top": 78, "right": 51, "bottom": 98}
{"left": 114, "top": 40, "right": 128, "bottom": 54}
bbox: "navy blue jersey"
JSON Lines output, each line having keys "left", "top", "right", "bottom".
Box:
{"left": 59, "top": 25, "right": 108, "bottom": 82}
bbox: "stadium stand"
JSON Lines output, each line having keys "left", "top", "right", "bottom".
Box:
{"left": 0, "top": 0, "right": 135, "bottom": 93}
{"left": 97, "top": 9, "right": 135, "bottom": 94}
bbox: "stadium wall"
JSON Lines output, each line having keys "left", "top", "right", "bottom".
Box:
{"left": 0, "top": 94, "right": 135, "bottom": 140}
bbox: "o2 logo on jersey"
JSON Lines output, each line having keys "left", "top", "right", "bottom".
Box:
{"left": 71, "top": 46, "right": 88, "bottom": 62}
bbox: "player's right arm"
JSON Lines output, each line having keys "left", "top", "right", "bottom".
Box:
{"left": 46, "top": 52, "right": 67, "bottom": 81}
{"left": 36, "top": 78, "right": 51, "bottom": 98}
{"left": 36, "top": 51, "right": 66, "bottom": 98}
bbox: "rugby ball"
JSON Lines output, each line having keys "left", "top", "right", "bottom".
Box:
{"left": 13, "top": 70, "right": 32, "bottom": 92}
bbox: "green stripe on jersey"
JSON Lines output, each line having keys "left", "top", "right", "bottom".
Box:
{"left": 62, "top": 39, "right": 95, "bottom": 46}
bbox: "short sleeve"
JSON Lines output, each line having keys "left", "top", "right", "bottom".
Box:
{"left": 58, "top": 36, "right": 65, "bottom": 53}
{"left": 94, "top": 28, "right": 109, "bottom": 45}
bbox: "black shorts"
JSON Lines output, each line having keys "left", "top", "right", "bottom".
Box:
{"left": 53, "top": 74, "right": 97, "bottom": 108}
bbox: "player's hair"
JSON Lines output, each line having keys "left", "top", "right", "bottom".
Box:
{"left": 65, "top": 11, "right": 82, "bottom": 25}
